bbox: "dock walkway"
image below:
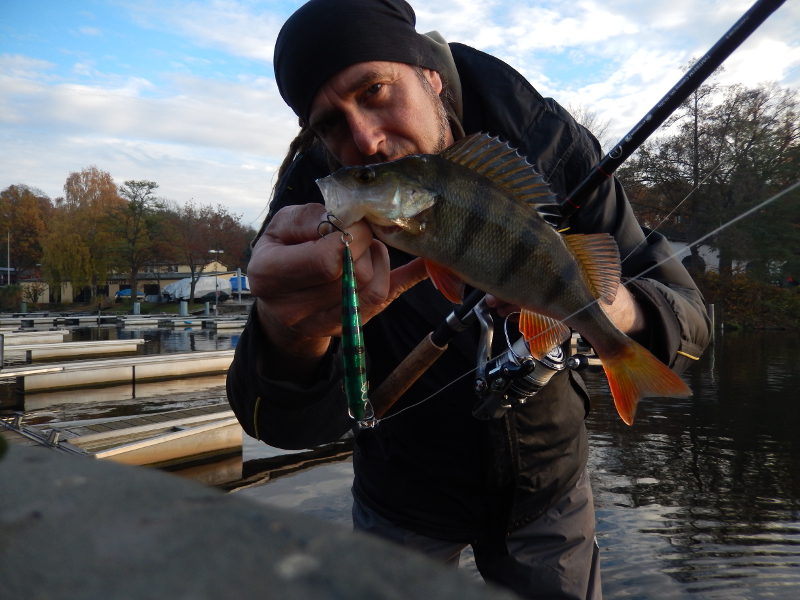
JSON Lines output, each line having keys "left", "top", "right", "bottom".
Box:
{"left": 3, "top": 339, "right": 145, "bottom": 360}
{"left": 0, "top": 350, "right": 234, "bottom": 391}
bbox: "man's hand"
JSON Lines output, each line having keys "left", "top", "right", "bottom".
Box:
{"left": 486, "top": 281, "right": 646, "bottom": 336}
{"left": 248, "top": 204, "right": 428, "bottom": 379}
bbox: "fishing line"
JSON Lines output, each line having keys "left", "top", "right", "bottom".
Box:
{"left": 376, "top": 364, "right": 482, "bottom": 423}
{"left": 621, "top": 162, "right": 722, "bottom": 264}
{"left": 528, "top": 178, "right": 800, "bottom": 346}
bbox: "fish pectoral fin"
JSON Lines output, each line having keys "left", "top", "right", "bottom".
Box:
{"left": 424, "top": 260, "right": 465, "bottom": 304}
{"left": 562, "top": 233, "right": 621, "bottom": 304}
{"left": 519, "top": 310, "right": 571, "bottom": 359}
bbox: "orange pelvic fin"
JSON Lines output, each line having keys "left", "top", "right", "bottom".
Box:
{"left": 424, "top": 259, "right": 465, "bottom": 304}
{"left": 519, "top": 309, "right": 572, "bottom": 359}
{"left": 600, "top": 340, "right": 691, "bottom": 425}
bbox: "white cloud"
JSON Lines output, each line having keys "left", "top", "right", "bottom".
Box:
{"left": 0, "top": 55, "right": 297, "bottom": 225}
{"left": 0, "top": 54, "right": 56, "bottom": 79}
{"left": 79, "top": 26, "right": 101, "bottom": 36}
{"left": 125, "top": 0, "right": 283, "bottom": 63}
{"left": 0, "top": 61, "right": 297, "bottom": 156}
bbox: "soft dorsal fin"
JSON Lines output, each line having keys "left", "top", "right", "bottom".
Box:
{"left": 562, "top": 233, "right": 621, "bottom": 304}
{"left": 440, "top": 133, "right": 559, "bottom": 210}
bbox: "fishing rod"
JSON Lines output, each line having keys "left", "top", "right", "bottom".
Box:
{"left": 367, "top": 0, "right": 788, "bottom": 421}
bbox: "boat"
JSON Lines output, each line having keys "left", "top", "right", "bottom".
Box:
{"left": 0, "top": 403, "right": 241, "bottom": 468}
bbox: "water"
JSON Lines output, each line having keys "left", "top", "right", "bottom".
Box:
{"left": 240, "top": 330, "right": 800, "bottom": 599}
{"left": 70, "top": 325, "right": 241, "bottom": 354}
{"left": 0, "top": 326, "right": 241, "bottom": 410}
{"left": 584, "top": 330, "right": 800, "bottom": 599}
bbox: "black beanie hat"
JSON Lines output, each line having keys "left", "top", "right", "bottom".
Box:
{"left": 274, "top": 0, "right": 439, "bottom": 123}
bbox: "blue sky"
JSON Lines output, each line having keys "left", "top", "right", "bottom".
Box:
{"left": 2, "top": 0, "right": 799, "bottom": 227}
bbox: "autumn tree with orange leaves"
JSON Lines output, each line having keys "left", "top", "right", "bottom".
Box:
{"left": 0, "top": 185, "right": 52, "bottom": 280}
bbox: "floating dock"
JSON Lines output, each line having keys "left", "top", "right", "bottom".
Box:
{"left": 117, "top": 316, "right": 171, "bottom": 328}
{"left": 203, "top": 318, "right": 248, "bottom": 330}
{"left": 20, "top": 374, "right": 228, "bottom": 411}
{"left": 1, "top": 403, "right": 241, "bottom": 468}
{"left": 2, "top": 330, "right": 70, "bottom": 345}
{"left": 3, "top": 339, "right": 145, "bottom": 360}
{"left": 0, "top": 350, "right": 234, "bottom": 392}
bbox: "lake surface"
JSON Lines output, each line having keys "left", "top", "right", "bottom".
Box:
{"left": 240, "top": 330, "right": 800, "bottom": 599}
{"left": 584, "top": 330, "right": 800, "bottom": 599}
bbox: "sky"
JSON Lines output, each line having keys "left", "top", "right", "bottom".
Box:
{"left": 1, "top": 0, "right": 799, "bottom": 228}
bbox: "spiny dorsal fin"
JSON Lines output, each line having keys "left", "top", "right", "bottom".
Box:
{"left": 440, "top": 133, "right": 559, "bottom": 211}
{"left": 562, "top": 233, "right": 621, "bottom": 304}
{"left": 519, "top": 310, "right": 572, "bottom": 359}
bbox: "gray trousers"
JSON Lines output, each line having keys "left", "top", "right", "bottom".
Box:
{"left": 352, "top": 468, "right": 602, "bottom": 600}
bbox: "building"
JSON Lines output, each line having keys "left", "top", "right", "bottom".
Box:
{"left": 19, "top": 260, "right": 238, "bottom": 305}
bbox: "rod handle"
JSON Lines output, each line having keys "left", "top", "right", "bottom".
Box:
{"left": 370, "top": 333, "right": 448, "bottom": 419}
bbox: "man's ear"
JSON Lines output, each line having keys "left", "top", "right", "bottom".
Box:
{"left": 422, "top": 68, "right": 443, "bottom": 95}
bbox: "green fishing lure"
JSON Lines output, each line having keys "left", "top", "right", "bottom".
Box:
{"left": 340, "top": 239, "right": 373, "bottom": 423}
{"left": 319, "top": 214, "right": 374, "bottom": 425}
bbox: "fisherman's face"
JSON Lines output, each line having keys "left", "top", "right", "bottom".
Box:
{"left": 309, "top": 61, "right": 454, "bottom": 167}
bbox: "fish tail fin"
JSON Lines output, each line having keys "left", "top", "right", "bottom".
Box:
{"left": 600, "top": 340, "right": 691, "bottom": 425}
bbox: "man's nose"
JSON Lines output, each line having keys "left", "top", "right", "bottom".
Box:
{"left": 348, "top": 112, "right": 384, "bottom": 158}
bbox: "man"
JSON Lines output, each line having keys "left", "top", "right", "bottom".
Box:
{"left": 227, "top": 1, "right": 711, "bottom": 598}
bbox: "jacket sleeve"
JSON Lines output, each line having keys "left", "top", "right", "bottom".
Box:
{"left": 565, "top": 128, "right": 712, "bottom": 373}
{"left": 226, "top": 146, "right": 353, "bottom": 449}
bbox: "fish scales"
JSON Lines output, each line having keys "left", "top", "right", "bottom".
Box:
{"left": 317, "top": 133, "right": 691, "bottom": 425}
{"left": 416, "top": 157, "right": 594, "bottom": 323}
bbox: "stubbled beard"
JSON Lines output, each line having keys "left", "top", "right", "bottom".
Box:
{"left": 415, "top": 67, "right": 450, "bottom": 154}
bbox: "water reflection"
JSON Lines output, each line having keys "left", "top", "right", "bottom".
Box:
{"left": 584, "top": 330, "right": 800, "bottom": 599}
{"left": 69, "top": 326, "right": 242, "bottom": 354}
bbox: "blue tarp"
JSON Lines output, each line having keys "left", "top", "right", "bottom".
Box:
{"left": 115, "top": 289, "right": 146, "bottom": 299}
{"left": 229, "top": 275, "right": 249, "bottom": 292}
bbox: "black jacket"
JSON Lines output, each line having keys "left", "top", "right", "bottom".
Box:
{"left": 227, "top": 43, "right": 711, "bottom": 547}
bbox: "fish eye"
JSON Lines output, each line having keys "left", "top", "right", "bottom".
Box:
{"left": 355, "top": 168, "right": 375, "bottom": 183}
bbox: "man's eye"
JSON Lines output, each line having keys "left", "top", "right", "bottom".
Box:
{"left": 366, "top": 83, "right": 382, "bottom": 95}
{"left": 318, "top": 115, "right": 340, "bottom": 135}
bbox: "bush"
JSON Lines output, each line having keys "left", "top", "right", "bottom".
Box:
{"left": 695, "top": 273, "right": 800, "bottom": 329}
{"left": 0, "top": 285, "right": 23, "bottom": 311}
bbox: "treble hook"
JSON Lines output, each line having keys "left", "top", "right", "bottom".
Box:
{"left": 317, "top": 213, "right": 354, "bottom": 245}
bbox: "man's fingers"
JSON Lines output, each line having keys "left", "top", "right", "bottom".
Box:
{"left": 485, "top": 294, "right": 521, "bottom": 318}
{"left": 387, "top": 257, "right": 429, "bottom": 302}
{"left": 251, "top": 206, "right": 375, "bottom": 295}
{"left": 262, "top": 204, "right": 328, "bottom": 245}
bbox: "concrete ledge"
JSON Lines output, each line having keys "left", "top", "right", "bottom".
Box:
{"left": 1, "top": 350, "right": 234, "bottom": 391}
{"left": 0, "top": 445, "right": 516, "bottom": 600}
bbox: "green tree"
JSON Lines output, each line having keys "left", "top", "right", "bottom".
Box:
{"left": 618, "top": 81, "right": 800, "bottom": 279}
{"left": 41, "top": 166, "right": 124, "bottom": 300}
{"left": 111, "top": 180, "right": 165, "bottom": 300}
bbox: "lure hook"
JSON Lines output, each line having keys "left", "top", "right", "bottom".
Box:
{"left": 318, "top": 213, "right": 353, "bottom": 245}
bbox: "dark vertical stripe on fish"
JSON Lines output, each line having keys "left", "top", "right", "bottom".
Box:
{"left": 497, "top": 237, "right": 532, "bottom": 287}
